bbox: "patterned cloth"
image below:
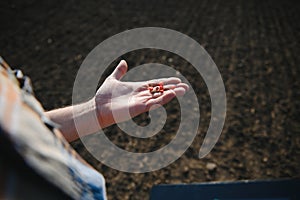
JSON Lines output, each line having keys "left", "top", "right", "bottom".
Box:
{"left": 0, "top": 57, "right": 107, "bottom": 200}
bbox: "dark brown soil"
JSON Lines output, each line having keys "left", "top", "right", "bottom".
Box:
{"left": 1, "top": 0, "right": 299, "bottom": 199}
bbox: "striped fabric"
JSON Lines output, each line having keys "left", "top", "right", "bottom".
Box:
{"left": 0, "top": 57, "right": 107, "bottom": 200}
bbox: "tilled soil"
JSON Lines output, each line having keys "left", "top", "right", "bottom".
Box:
{"left": 1, "top": 0, "right": 299, "bottom": 199}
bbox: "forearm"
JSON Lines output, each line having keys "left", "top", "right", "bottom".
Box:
{"left": 44, "top": 60, "right": 188, "bottom": 142}
{"left": 45, "top": 98, "right": 101, "bottom": 142}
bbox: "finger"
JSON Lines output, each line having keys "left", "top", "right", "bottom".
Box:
{"left": 145, "top": 90, "right": 176, "bottom": 109}
{"left": 175, "top": 83, "right": 189, "bottom": 91}
{"left": 173, "top": 87, "right": 187, "bottom": 96}
{"left": 111, "top": 60, "right": 128, "bottom": 80}
{"left": 135, "top": 83, "right": 176, "bottom": 93}
{"left": 147, "top": 77, "right": 181, "bottom": 86}
{"left": 137, "top": 83, "right": 189, "bottom": 96}
{"left": 152, "top": 92, "right": 163, "bottom": 98}
{"left": 171, "top": 83, "right": 189, "bottom": 96}
{"left": 163, "top": 84, "right": 176, "bottom": 90}
{"left": 163, "top": 83, "right": 189, "bottom": 91}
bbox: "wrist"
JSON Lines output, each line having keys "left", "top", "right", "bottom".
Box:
{"left": 72, "top": 98, "right": 101, "bottom": 137}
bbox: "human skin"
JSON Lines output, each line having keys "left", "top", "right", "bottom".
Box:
{"left": 45, "top": 60, "right": 189, "bottom": 142}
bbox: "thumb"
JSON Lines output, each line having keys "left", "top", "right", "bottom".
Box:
{"left": 111, "top": 60, "right": 128, "bottom": 80}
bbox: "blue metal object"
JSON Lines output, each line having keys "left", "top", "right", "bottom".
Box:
{"left": 150, "top": 179, "right": 300, "bottom": 200}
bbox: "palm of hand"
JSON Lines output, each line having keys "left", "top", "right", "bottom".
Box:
{"left": 94, "top": 60, "right": 188, "bottom": 128}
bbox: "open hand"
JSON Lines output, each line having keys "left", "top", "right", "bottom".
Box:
{"left": 95, "top": 60, "right": 189, "bottom": 128}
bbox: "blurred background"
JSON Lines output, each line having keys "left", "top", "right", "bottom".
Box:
{"left": 1, "top": 0, "right": 299, "bottom": 199}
